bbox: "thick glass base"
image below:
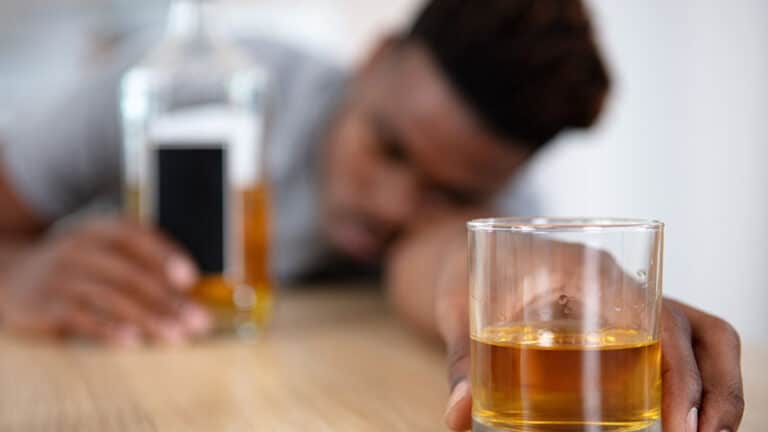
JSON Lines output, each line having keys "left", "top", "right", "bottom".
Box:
{"left": 208, "top": 303, "right": 272, "bottom": 339}
{"left": 472, "top": 418, "right": 661, "bottom": 432}
{"left": 193, "top": 275, "right": 273, "bottom": 338}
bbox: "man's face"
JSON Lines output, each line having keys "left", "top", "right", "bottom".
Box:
{"left": 323, "top": 41, "right": 531, "bottom": 261}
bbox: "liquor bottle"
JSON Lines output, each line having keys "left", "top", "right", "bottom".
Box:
{"left": 120, "top": 0, "right": 272, "bottom": 334}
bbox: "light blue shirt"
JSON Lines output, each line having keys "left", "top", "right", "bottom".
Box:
{"left": 0, "top": 2, "right": 345, "bottom": 279}
{"left": 0, "top": 1, "right": 536, "bottom": 279}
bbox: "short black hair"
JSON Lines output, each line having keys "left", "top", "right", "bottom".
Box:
{"left": 408, "top": 0, "right": 610, "bottom": 148}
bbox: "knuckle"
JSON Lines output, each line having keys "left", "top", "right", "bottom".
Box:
{"left": 723, "top": 383, "right": 746, "bottom": 414}
{"left": 80, "top": 217, "right": 114, "bottom": 236}
{"left": 62, "top": 281, "right": 88, "bottom": 299}
{"left": 664, "top": 303, "right": 692, "bottom": 336}
{"left": 115, "top": 217, "right": 139, "bottom": 230}
{"left": 124, "top": 221, "right": 156, "bottom": 243}
{"left": 662, "top": 362, "right": 702, "bottom": 407}
{"left": 446, "top": 348, "right": 469, "bottom": 369}
{"left": 136, "top": 277, "right": 167, "bottom": 299}
{"left": 701, "top": 315, "right": 741, "bottom": 351}
{"left": 687, "top": 368, "right": 703, "bottom": 398}
{"left": 128, "top": 275, "right": 177, "bottom": 307}
{"left": 50, "top": 248, "right": 77, "bottom": 272}
{"left": 446, "top": 351, "right": 470, "bottom": 385}
{"left": 53, "top": 237, "right": 79, "bottom": 255}
{"left": 707, "top": 381, "right": 746, "bottom": 420}
{"left": 114, "top": 300, "right": 144, "bottom": 321}
{"left": 106, "top": 224, "right": 132, "bottom": 245}
{"left": 717, "top": 320, "right": 742, "bottom": 350}
{"left": 131, "top": 228, "right": 174, "bottom": 258}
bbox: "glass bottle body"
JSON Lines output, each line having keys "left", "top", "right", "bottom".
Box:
{"left": 121, "top": 0, "right": 272, "bottom": 333}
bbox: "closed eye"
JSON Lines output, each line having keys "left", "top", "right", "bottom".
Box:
{"left": 371, "top": 114, "right": 408, "bottom": 164}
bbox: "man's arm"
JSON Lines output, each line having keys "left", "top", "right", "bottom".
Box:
{"left": 0, "top": 162, "right": 47, "bottom": 270}
{"left": 385, "top": 217, "right": 744, "bottom": 432}
{"left": 0, "top": 162, "right": 47, "bottom": 232}
{"left": 0, "top": 162, "right": 214, "bottom": 344}
{"left": 385, "top": 212, "right": 476, "bottom": 339}
{"left": 387, "top": 223, "right": 457, "bottom": 338}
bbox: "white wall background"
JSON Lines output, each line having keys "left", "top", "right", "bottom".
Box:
{"left": 528, "top": 0, "right": 768, "bottom": 344}
{"left": 227, "top": 0, "right": 768, "bottom": 342}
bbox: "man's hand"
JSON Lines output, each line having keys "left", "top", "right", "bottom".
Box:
{"left": 386, "top": 219, "right": 744, "bottom": 432}
{"left": 0, "top": 217, "right": 211, "bottom": 346}
{"left": 441, "top": 296, "right": 744, "bottom": 431}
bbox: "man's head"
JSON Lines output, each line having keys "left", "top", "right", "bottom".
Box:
{"left": 323, "top": 0, "right": 610, "bottom": 261}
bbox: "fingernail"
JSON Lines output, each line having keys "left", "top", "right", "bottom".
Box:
{"left": 166, "top": 257, "right": 198, "bottom": 289}
{"left": 181, "top": 304, "right": 212, "bottom": 335}
{"left": 443, "top": 379, "right": 470, "bottom": 427}
{"left": 687, "top": 407, "right": 698, "bottom": 432}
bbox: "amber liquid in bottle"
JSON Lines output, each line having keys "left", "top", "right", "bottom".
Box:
{"left": 126, "top": 183, "right": 272, "bottom": 331}
{"left": 120, "top": 0, "right": 273, "bottom": 334}
{"left": 190, "top": 184, "right": 272, "bottom": 329}
{"left": 471, "top": 325, "right": 661, "bottom": 432}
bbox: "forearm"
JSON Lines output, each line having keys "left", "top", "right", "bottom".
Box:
{"left": 385, "top": 240, "right": 441, "bottom": 339}
{"left": 0, "top": 163, "right": 47, "bottom": 274}
{"left": 0, "top": 235, "right": 37, "bottom": 305}
{"left": 385, "top": 215, "right": 472, "bottom": 340}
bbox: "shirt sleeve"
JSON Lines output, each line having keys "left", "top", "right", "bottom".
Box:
{"left": 0, "top": 31, "right": 156, "bottom": 222}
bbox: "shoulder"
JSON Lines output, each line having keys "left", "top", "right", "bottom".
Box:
{"left": 238, "top": 37, "right": 348, "bottom": 102}
{"left": 244, "top": 37, "right": 348, "bottom": 170}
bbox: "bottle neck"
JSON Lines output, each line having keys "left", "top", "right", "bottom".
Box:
{"left": 166, "top": 0, "right": 217, "bottom": 42}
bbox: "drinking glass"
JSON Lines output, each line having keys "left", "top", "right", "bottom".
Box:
{"left": 468, "top": 218, "right": 664, "bottom": 432}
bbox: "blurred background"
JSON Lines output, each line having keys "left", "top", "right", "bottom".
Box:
{"left": 2, "top": 0, "right": 766, "bottom": 342}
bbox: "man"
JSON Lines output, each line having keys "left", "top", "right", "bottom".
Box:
{"left": 0, "top": 1, "right": 743, "bottom": 431}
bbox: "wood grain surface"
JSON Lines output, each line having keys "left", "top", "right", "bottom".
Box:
{"left": 0, "top": 286, "right": 764, "bottom": 431}
{"left": 0, "top": 286, "right": 449, "bottom": 432}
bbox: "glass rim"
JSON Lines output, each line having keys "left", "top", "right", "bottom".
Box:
{"left": 467, "top": 217, "right": 664, "bottom": 232}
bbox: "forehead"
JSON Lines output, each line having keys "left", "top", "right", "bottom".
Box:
{"left": 370, "top": 43, "right": 526, "bottom": 193}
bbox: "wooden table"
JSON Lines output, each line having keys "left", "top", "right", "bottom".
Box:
{"left": 0, "top": 286, "right": 765, "bottom": 431}
{"left": 0, "top": 286, "right": 450, "bottom": 431}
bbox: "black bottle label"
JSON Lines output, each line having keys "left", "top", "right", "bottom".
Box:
{"left": 155, "top": 146, "right": 227, "bottom": 274}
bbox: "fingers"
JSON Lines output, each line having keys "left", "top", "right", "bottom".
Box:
{"left": 443, "top": 339, "right": 472, "bottom": 431}
{"left": 67, "top": 257, "right": 212, "bottom": 343}
{"left": 1, "top": 216, "right": 212, "bottom": 345}
{"left": 2, "top": 302, "right": 70, "bottom": 339}
{"left": 669, "top": 300, "right": 745, "bottom": 432}
{"left": 434, "top": 246, "right": 473, "bottom": 431}
{"left": 661, "top": 300, "right": 702, "bottom": 432}
{"left": 55, "top": 218, "right": 210, "bottom": 343}
{"left": 444, "top": 379, "right": 472, "bottom": 431}
{"left": 80, "top": 219, "right": 199, "bottom": 290}
{"left": 72, "top": 248, "right": 184, "bottom": 317}
{"left": 435, "top": 286, "right": 469, "bottom": 372}
{"left": 61, "top": 302, "right": 142, "bottom": 347}
{"left": 68, "top": 279, "right": 186, "bottom": 344}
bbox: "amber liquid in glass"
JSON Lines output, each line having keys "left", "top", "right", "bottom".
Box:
{"left": 471, "top": 325, "right": 661, "bottom": 432}
{"left": 126, "top": 184, "right": 272, "bottom": 330}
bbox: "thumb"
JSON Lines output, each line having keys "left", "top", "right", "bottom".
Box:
{"left": 435, "top": 252, "right": 472, "bottom": 431}
{"left": 440, "top": 313, "right": 472, "bottom": 431}
{"left": 445, "top": 377, "right": 472, "bottom": 431}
